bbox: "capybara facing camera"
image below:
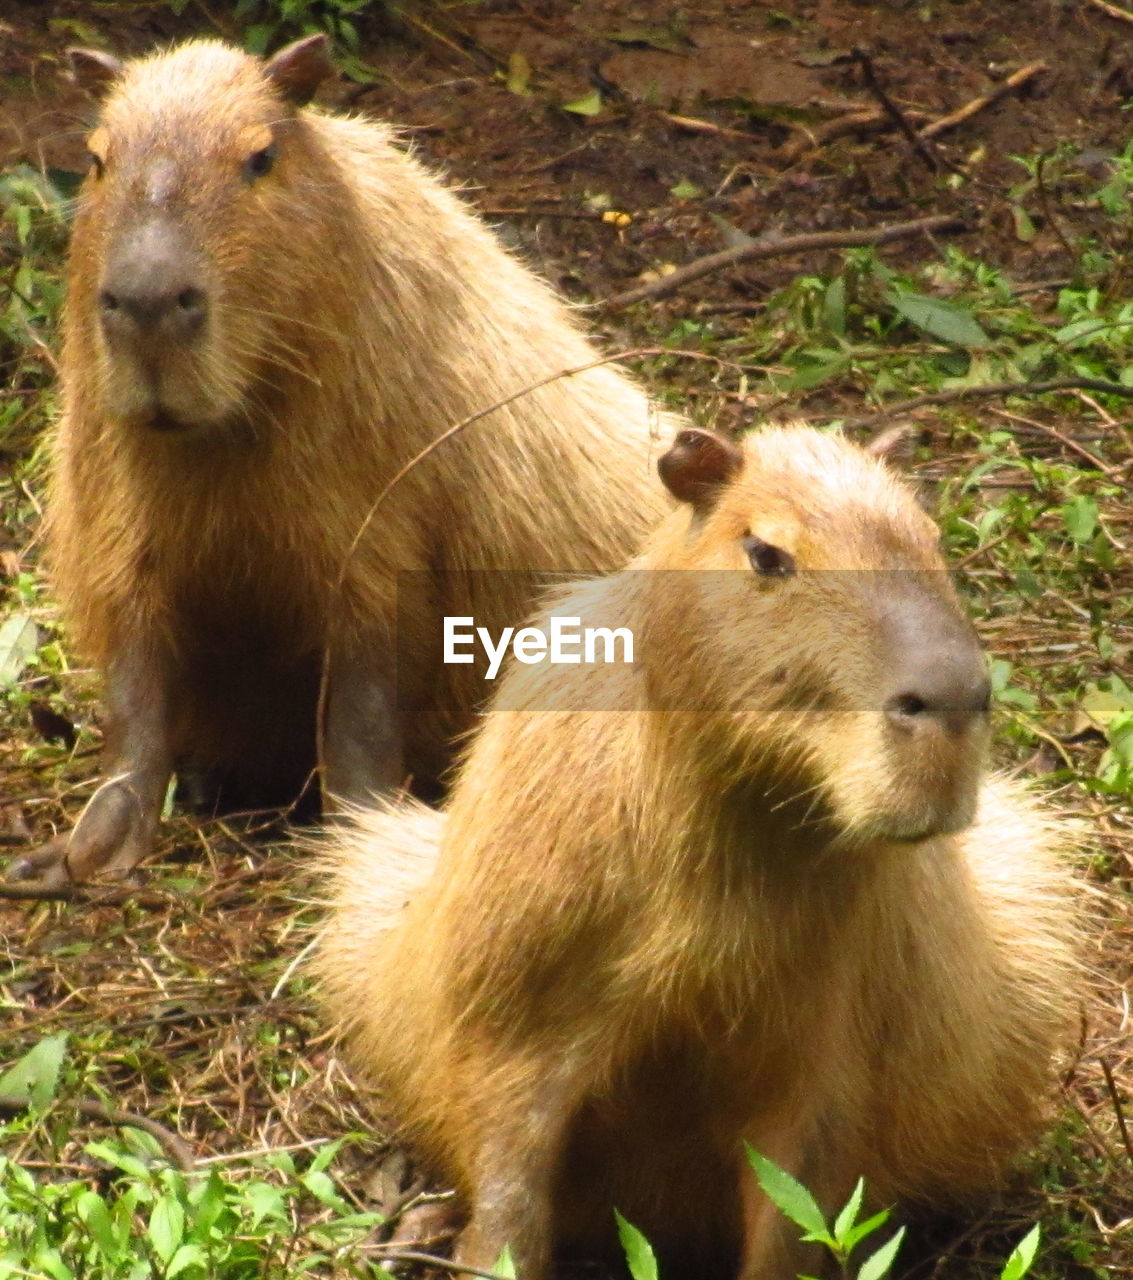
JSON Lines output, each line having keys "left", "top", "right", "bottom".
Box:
{"left": 315, "top": 425, "right": 1083, "bottom": 1280}
{"left": 12, "top": 35, "right": 676, "bottom": 886}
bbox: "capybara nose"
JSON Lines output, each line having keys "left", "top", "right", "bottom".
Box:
{"left": 885, "top": 653, "right": 991, "bottom": 736}
{"left": 99, "top": 221, "right": 207, "bottom": 342}
{"left": 100, "top": 281, "right": 206, "bottom": 336}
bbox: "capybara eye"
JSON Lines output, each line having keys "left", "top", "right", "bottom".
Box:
{"left": 743, "top": 534, "right": 795, "bottom": 577}
{"left": 87, "top": 151, "right": 105, "bottom": 180}
{"left": 244, "top": 143, "right": 277, "bottom": 181}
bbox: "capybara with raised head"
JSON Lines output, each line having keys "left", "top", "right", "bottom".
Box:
{"left": 12, "top": 35, "right": 674, "bottom": 887}
{"left": 315, "top": 425, "right": 1082, "bottom": 1280}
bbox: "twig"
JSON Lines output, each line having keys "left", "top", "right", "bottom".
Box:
{"left": 659, "top": 110, "right": 758, "bottom": 143}
{"left": 367, "top": 1247, "right": 512, "bottom": 1280}
{"left": 779, "top": 108, "right": 929, "bottom": 163}
{"left": 1100, "top": 1056, "right": 1133, "bottom": 1166}
{"left": 1085, "top": 0, "right": 1133, "bottom": 25}
{"left": 918, "top": 62, "right": 1047, "bottom": 141}
{"left": 0, "top": 880, "right": 175, "bottom": 907}
{"left": 0, "top": 1094, "right": 196, "bottom": 1170}
{"left": 850, "top": 377, "right": 1133, "bottom": 426}
{"left": 854, "top": 47, "right": 943, "bottom": 172}
{"left": 603, "top": 215, "right": 965, "bottom": 310}
{"left": 987, "top": 406, "right": 1121, "bottom": 474}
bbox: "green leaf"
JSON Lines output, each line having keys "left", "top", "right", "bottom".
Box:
{"left": 670, "top": 180, "right": 704, "bottom": 199}
{"left": 999, "top": 1224, "right": 1041, "bottom": 1280}
{"left": 745, "top": 1147, "right": 829, "bottom": 1239}
{"left": 492, "top": 1245, "right": 517, "bottom": 1278}
{"left": 0, "top": 613, "right": 38, "bottom": 687}
{"left": 166, "top": 1242, "right": 208, "bottom": 1279}
{"left": 886, "top": 289, "right": 989, "bottom": 347}
{"left": 562, "top": 90, "right": 603, "bottom": 116}
{"left": 823, "top": 275, "right": 846, "bottom": 336}
{"left": 148, "top": 1194, "right": 185, "bottom": 1265}
{"left": 76, "top": 1190, "right": 120, "bottom": 1258}
{"left": 832, "top": 1178, "right": 865, "bottom": 1246}
{"left": 1062, "top": 494, "right": 1098, "bottom": 545}
{"left": 506, "top": 51, "right": 531, "bottom": 96}
{"left": 856, "top": 1226, "right": 905, "bottom": 1280}
{"left": 842, "top": 1207, "right": 893, "bottom": 1253}
{"left": 0, "top": 1034, "right": 67, "bottom": 1109}
{"left": 615, "top": 1210, "right": 659, "bottom": 1280}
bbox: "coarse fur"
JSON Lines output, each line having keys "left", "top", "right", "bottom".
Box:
{"left": 28, "top": 37, "right": 673, "bottom": 883}
{"left": 315, "top": 425, "right": 1084, "bottom": 1280}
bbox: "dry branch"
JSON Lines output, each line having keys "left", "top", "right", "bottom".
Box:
{"left": 918, "top": 63, "right": 1047, "bottom": 141}
{"left": 0, "top": 1094, "right": 196, "bottom": 1169}
{"left": 1085, "top": 0, "right": 1133, "bottom": 26}
{"left": 850, "top": 377, "right": 1133, "bottom": 426}
{"left": 603, "top": 215, "right": 965, "bottom": 310}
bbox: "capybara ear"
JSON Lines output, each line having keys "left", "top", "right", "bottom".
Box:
{"left": 264, "top": 34, "right": 335, "bottom": 106}
{"left": 68, "top": 48, "right": 124, "bottom": 98}
{"left": 865, "top": 422, "right": 916, "bottom": 470}
{"left": 658, "top": 428, "right": 744, "bottom": 512}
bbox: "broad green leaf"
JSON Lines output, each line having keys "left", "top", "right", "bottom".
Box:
{"left": 562, "top": 90, "right": 603, "bottom": 116}
{"left": 832, "top": 1178, "right": 865, "bottom": 1245}
{"left": 85, "top": 1141, "right": 153, "bottom": 1183}
{"left": 857, "top": 1225, "right": 905, "bottom": 1280}
{"left": 76, "top": 1190, "right": 119, "bottom": 1258}
{"left": 0, "top": 1033, "right": 67, "bottom": 1109}
{"left": 887, "top": 289, "right": 989, "bottom": 347}
{"left": 0, "top": 613, "right": 38, "bottom": 686}
{"left": 166, "top": 1242, "right": 208, "bottom": 1279}
{"left": 148, "top": 1194, "right": 185, "bottom": 1265}
{"left": 670, "top": 180, "right": 704, "bottom": 199}
{"left": 1000, "top": 1224, "right": 1041, "bottom": 1280}
{"left": 745, "top": 1147, "right": 828, "bottom": 1239}
{"left": 615, "top": 1210, "right": 659, "bottom": 1280}
{"left": 1062, "top": 494, "right": 1098, "bottom": 545}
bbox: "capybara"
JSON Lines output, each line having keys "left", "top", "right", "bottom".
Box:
{"left": 315, "top": 425, "right": 1082, "bottom": 1280}
{"left": 11, "top": 35, "right": 674, "bottom": 886}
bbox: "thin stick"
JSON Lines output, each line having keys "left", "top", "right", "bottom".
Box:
{"left": 1100, "top": 1056, "right": 1133, "bottom": 1166}
{"left": 918, "top": 62, "right": 1047, "bottom": 140}
{"left": 779, "top": 108, "right": 930, "bottom": 163}
{"left": 659, "top": 111, "right": 759, "bottom": 143}
{"left": 854, "top": 47, "right": 942, "bottom": 172}
{"left": 603, "top": 215, "right": 965, "bottom": 310}
{"left": 367, "top": 1247, "right": 512, "bottom": 1280}
{"left": 1085, "top": 0, "right": 1133, "bottom": 25}
{"left": 0, "top": 1095, "right": 196, "bottom": 1170}
{"left": 987, "top": 405, "right": 1120, "bottom": 474}
{"left": 850, "top": 377, "right": 1133, "bottom": 425}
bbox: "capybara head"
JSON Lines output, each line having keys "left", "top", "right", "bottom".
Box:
{"left": 649, "top": 426, "right": 991, "bottom": 845}
{"left": 67, "top": 36, "right": 336, "bottom": 433}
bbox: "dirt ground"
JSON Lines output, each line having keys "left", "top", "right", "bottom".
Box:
{"left": 2, "top": 1, "right": 1133, "bottom": 1277}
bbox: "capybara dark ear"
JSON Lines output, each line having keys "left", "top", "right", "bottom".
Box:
{"left": 865, "top": 422, "right": 916, "bottom": 470}
{"left": 68, "top": 48, "right": 124, "bottom": 98}
{"left": 658, "top": 428, "right": 744, "bottom": 512}
{"left": 264, "top": 34, "right": 335, "bottom": 106}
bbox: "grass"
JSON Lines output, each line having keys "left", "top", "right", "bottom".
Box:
{"left": 1, "top": 43, "right": 1131, "bottom": 1279}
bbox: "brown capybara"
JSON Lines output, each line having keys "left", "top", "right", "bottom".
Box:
{"left": 315, "top": 425, "right": 1083, "bottom": 1280}
{"left": 11, "top": 35, "right": 675, "bottom": 887}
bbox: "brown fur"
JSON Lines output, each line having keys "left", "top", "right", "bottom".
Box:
{"left": 24, "top": 37, "right": 673, "bottom": 883}
{"left": 315, "top": 425, "right": 1083, "bottom": 1279}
